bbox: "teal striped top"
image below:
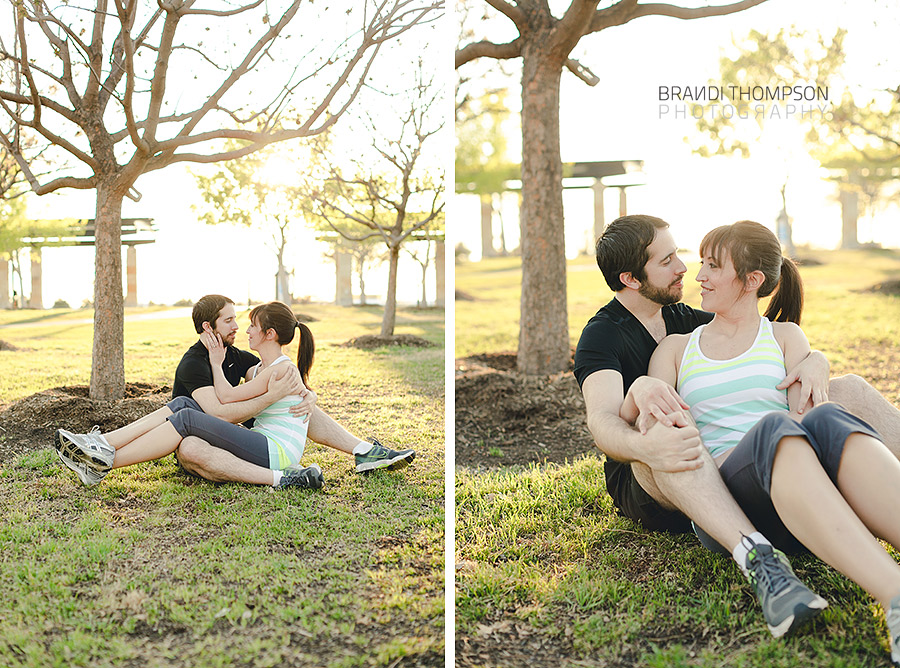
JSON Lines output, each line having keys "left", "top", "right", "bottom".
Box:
{"left": 250, "top": 355, "right": 309, "bottom": 469}
{"left": 676, "top": 317, "right": 788, "bottom": 458}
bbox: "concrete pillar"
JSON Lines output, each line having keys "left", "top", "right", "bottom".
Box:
{"left": 619, "top": 187, "right": 627, "bottom": 217}
{"left": 0, "top": 258, "right": 9, "bottom": 309}
{"left": 28, "top": 246, "right": 42, "bottom": 309}
{"left": 480, "top": 194, "right": 497, "bottom": 258}
{"left": 592, "top": 180, "right": 605, "bottom": 247}
{"left": 335, "top": 251, "right": 353, "bottom": 306}
{"left": 840, "top": 181, "right": 860, "bottom": 249}
{"left": 125, "top": 245, "right": 138, "bottom": 307}
{"left": 435, "top": 240, "right": 445, "bottom": 308}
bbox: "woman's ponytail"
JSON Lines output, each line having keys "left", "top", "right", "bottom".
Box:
{"left": 296, "top": 322, "right": 315, "bottom": 388}
{"left": 763, "top": 256, "right": 803, "bottom": 324}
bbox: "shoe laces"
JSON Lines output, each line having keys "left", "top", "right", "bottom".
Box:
{"left": 747, "top": 543, "right": 791, "bottom": 597}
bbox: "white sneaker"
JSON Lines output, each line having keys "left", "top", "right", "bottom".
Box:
{"left": 55, "top": 427, "right": 115, "bottom": 472}
{"left": 887, "top": 594, "right": 900, "bottom": 666}
{"left": 55, "top": 448, "right": 108, "bottom": 486}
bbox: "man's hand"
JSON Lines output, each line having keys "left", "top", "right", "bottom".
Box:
{"left": 287, "top": 388, "right": 317, "bottom": 421}
{"left": 629, "top": 376, "right": 690, "bottom": 433}
{"left": 641, "top": 413, "right": 704, "bottom": 472}
{"left": 267, "top": 364, "right": 303, "bottom": 401}
{"left": 777, "top": 349, "right": 829, "bottom": 414}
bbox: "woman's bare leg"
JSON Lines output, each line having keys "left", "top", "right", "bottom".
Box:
{"left": 104, "top": 406, "right": 174, "bottom": 450}
{"left": 770, "top": 435, "right": 900, "bottom": 607}
{"left": 112, "top": 421, "right": 183, "bottom": 469}
{"left": 834, "top": 433, "right": 900, "bottom": 551}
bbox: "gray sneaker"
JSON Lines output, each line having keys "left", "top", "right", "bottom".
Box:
{"left": 55, "top": 427, "right": 115, "bottom": 472}
{"left": 277, "top": 463, "right": 324, "bottom": 490}
{"left": 887, "top": 593, "right": 900, "bottom": 666}
{"left": 354, "top": 438, "right": 415, "bottom": 474}
{"left": 745, "top": 538, "right": 828, "bottom": 637}
{"left": 55, "top": 448, "right": 108, "bottom": 487}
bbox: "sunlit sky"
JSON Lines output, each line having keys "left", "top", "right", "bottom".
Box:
{"left": 7, "top": 4, "right": 447, "bottom": 309}
{"left": 455, "top": 0, "right": 900, "bottom": 260}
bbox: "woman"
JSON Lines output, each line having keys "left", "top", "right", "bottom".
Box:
{"left": 55, "top": 301, "right": 324, "bottom": 489}
{"left": 623, "top": 221, "right": 900, "bottom": 662}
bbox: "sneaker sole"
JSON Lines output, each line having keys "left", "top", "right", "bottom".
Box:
{"left": 56, "top": 430, "right": 113, "bottom": 472}
{"left": 768, "top": 596, "right": 828, "bottom": 638}
{"left": 55, "top": 449, "right": 104, "bottom": 487}
{"left": 355, "top": 451, "right": 415, "bottom": 474}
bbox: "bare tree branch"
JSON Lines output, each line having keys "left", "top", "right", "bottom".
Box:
{"left": 456, "top": 38, "right": 521, "bottom": 68}
{"left": 590, "top": 0, "right": 769, "bottom": 33}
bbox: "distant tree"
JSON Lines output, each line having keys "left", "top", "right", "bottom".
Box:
{"left": 457, "top": 0, "right": 770, "bottom": 375}
{"left": 691, "top": 28, "right": 846, "bottom": 253}
{"left": 311, "top": 68, "right": 445, "bottom": 336}
{"left": 0, "top": 0, "right": 441, "bottom": 399}
{"left": 194, "top": 142, "right": 312, "bottom": 303}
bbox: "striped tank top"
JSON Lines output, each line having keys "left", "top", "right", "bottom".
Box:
{"left": 251, "top": 355, "right": 310, "bottom": 469}
{"left": 676, "top": 317, "right": 788, "bottom": 458}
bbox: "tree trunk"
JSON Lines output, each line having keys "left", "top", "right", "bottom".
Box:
{"left": 357, "top": 258, "right": 367, "bottom": 305}
{"left": 517, "top": 46, "right": 570, "bottom": 375}
{"left": 381, "top": 244, "right": 400, "bottom": 336}
{"left": 90, "top": 179, "right": 126, "bottom": 400}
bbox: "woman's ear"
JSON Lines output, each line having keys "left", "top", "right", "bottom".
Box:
{"left": 745, "top": 270, "right": 765, "bottom": 292}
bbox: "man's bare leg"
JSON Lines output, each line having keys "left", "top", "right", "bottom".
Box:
{"left": 829, "top": 374, "right": 900, "bottom": 458}
{"left": 306, "top": 407, "right": 359, "bottom": 454}
{"left": 175, "top": 436, "right": 274, "bottom": 485}
{"left": 632, "top": 446, "right": 755, "bottom": 552}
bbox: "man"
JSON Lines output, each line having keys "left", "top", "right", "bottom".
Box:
{"left": 169, "top": 295, "right": 416, "bottom": 483}
{"left": 574, "top": 214, "right": 900, "bottom": 637}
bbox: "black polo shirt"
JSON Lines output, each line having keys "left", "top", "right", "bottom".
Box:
{"left": 574, "top": 297, "right": 713, "bottom": 516}
{"left": 172, "top": 341, "right": 260, "bottom": 399}
{"left": 574, "top": 297, "right": 712, "bottom": 393}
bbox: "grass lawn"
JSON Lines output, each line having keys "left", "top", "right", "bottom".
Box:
{"left": 456, "top": 249, "right": 900, "bottom": 667}
{"left": 0, "top": 304, "right": 445, "bottom": 667}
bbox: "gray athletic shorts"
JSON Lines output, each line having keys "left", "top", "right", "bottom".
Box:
{"left": 701, "top": 402, "right": 882, "bottom": 555}
{"left": 167, "top": 396, "right": 270, "bottom": 469}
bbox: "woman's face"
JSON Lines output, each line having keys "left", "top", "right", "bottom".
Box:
{"left": 696, "top": 249, "right": 743, "bottom": 312}
{"left": 246, "top": 318, "right": 265, "bottom": 350}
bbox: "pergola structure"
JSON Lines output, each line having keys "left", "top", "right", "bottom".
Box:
{"left": 456, "top": 159, "right": 645, "bottom": 257}
{"left": 317, "top": 230, "right": 445, "bottom": 308}
{"left": 2, "top": 218, "right": 156, "bottom": 309}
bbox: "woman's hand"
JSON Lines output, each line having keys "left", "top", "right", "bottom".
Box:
{"left": 201, "top": 330, "right": 226, "bottom": 366}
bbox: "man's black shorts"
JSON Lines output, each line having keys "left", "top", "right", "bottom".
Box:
{"left": 604, "top": 459, "right": 693, "bottom": 534}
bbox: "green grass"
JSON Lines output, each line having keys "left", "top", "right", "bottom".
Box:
{"left": 0, "top": 304, "right": 444, "bottom": 667}
{"left": 456, "top": 249, "right": 900, "bottom": 667}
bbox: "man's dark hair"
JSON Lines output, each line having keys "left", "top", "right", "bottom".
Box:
{"left": 192, "top": 294, "right": 234, "bottom": 334}
{"left": 595, "top": 215, "right": 670, "bottom": 291}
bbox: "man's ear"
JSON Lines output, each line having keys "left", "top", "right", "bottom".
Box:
{"left": 620, "top": 271, "right": 641, "bottom": 290}
{"left": 202, "top": 321, "right": 213, "bottom": 333}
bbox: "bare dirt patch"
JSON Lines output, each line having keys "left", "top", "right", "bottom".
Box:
{"left": 344, "top": 334, "right": 436, "bottom": 349}
{"left": 0, "top": 383, "right": 170, "bottom": 463}
{"left": 0, "top": 339, "right": 19, "bottom": 351}
{"left": 455, "top": 352, "right": 597, "bottom": 468}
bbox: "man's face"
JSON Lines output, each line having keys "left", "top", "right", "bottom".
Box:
{"left": 638, "top": 229, "right": 686, "bottom": 306}
{"left": 211, "top": 304, "right": 239, "bottom": 346}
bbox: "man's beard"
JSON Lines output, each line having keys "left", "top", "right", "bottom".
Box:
{"left": 215, "top": 330, "right": 236, "bottom": 346}
{"left": 639, "top": 280, "right": 682, "bottom": 306}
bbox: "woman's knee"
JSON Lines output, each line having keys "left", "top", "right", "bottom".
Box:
{"left": 800, "top": 402, "right": 846, "bottom": 428}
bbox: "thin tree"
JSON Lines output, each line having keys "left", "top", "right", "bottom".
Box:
{"left": 0, "top": 0, "right": 441, "bottom": 399}
{"left": 311, "top": 69, "right": 445, "bottom": 336}
{"left": 456, "top": 0, "right": 769, "bottom": 375}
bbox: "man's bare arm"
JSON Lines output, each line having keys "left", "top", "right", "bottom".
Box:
{"left": 582, "top": 369, "right": 702, "bottom": 473}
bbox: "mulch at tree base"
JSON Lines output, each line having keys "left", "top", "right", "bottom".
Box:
{"left": 343, "top": 334, "right": 435, "bottom": 349}
{"left": 867, "top": 279, "right": 900, "bottom": 296}
{"left": 455, "top": 352, "right": 597, "bottom": 468}
{"left": 0, "top": 383, "right": 171, "bottom": 463}
{"left": 0, "top": 340, "right": 19, "bottom": 351}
